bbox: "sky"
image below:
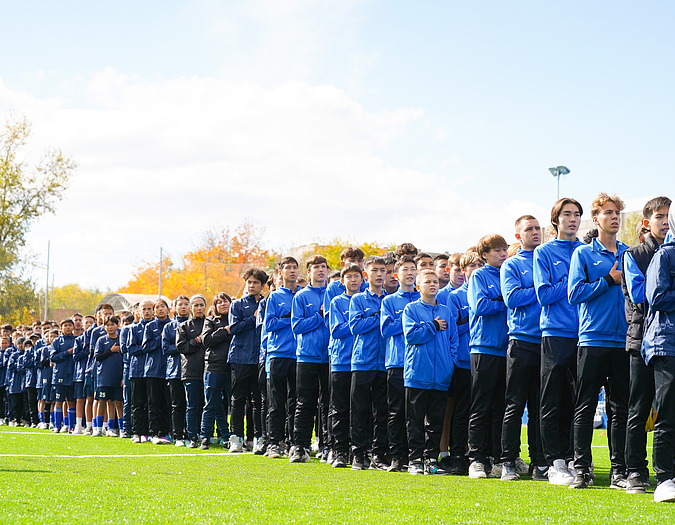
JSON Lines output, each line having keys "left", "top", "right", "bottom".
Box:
{"left": 1, "top": 0, "right": 674, "bottom": 291}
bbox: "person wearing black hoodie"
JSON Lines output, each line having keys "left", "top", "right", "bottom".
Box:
{"left": 200, "top": 293, "right": 233, "bottom": 450}
{"left": 177, "top": 295, "right": 207, "bottom": 448}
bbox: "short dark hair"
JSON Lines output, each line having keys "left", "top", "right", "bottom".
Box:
{"left": 174, "top": 295, "right": 190, "bottom": 305}
{"left": 278, "top": 256, "right": 299, "bottom": 270}
{"left": 305, "top": 255, "right": 328, "bottom": 271}
{"left": 433, "top": 253, "right": 449, "bottom": 264}
{"left": 60, "top": 319, "right": 74, "bottom": 327}
{"left": 364, "top": 255, "right": 386, "bottom": 269}
{"left": 583, "top": 228, "right": 599, "bottom": 244}
{"left": 212, "top": 292, "right": 232, "bottom": 309}
{"left": 395, "top": 243, "right": 418, "bottom": 258}
{"left": 99, "top": 303, "right": 114, "bottom": 312}
{"left": 383, "top": 255, "right": 397, "bottom": 266}
{"left": 84, "top": 315, "right": 95, "bottom": 321}
{"left": 328, "top": 270, "right": 341, "bottom": 280}
{"left": 414, "top": 252, "right": 432, "bottom": 264}
{"left": 123, "top": 314, "right": 135, "bottom": 325}
{"left": 243, "top": 268, "right": 269, "bottom": 284}
{"left": 515, "top": 214, "right": 537, "bottom": 229}
{"left": 340, "top": 246, "right": 365, "bottom": 261}
{"left": 550, "top": 198, "right": 583, "bottom": 233}
{"left": 394, "top": 255, "right": 416, "bottom": 273}
{"left": 643, "top": 196, "right": 672, "bottom": 220}
{"left": 1, "top": 324, "right": 13, "bottom": 331}
{"left": 106, "top": 316, "right": 120, "bottom": 326}
{"left": 72, "top": 312, "right": 83, "bottom": 319}
{"left": 341, "top": 264, "right": 364, "bottom": 278}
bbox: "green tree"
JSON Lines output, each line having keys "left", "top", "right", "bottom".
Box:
{"left": 48, "top": 284, "right": 107, "bottom": 315}
{"left": 619, "top": 210, "right": 642, "bottom": 248}
{"left": 0, "top": 115, "right": 76, "bottom": 322}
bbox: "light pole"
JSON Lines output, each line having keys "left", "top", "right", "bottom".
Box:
{"left": 548, "top": 166, "right": 570, "bottom": 200}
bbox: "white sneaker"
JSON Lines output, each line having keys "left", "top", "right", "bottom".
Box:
{"left": 106, "top": 428, "right": 119, "bottom": 438}
{"left": 654, "top": 479, "right": 675, "bottom": 503}
{"left": 48, "top": 423, "right": 54, "bottom": 430}
{"left": 567, "top": 460, "right": 578, "bottom": 480}
{"left": 92, "top": 427, "right": 103, "bottom": 437}
{"left": 469, "top": 461, "right": 487, "bottom": 479}
{"left": 311, "top": 439, "right": 320, "bottom": 454}
{"left": 84, "top": 426, "right": 93, "bottom": 436}
{"left": 549, "top": 459, "right": 574, "bottom": 485}
{"left": 72, "top": 425, "right": 84, "bottom": 435}
{"left": 174, "top": 439, "right": 185, "bottom": 447}
{"left": 229, "top": 435, "right": 244, "bottom": 453}
{"left": 36, "top": 422, "right": 47, "bottom": 429}
{"left": 252, "top": 437, "right": 264, "bottom": 454}
{"left": 489, "top": 462, "right": 502, "bottom": 478}
{"left": 515, "top": 457, "right": 529, "bottom": 475}
{"left": 60, "top": 426, "right": 70, "bottom": 433}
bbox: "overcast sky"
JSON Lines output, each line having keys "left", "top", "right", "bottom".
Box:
{"left": 1, "top": 0, "right": 673, "bottom": 291}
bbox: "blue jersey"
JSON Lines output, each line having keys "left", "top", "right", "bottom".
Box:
{"left": 448, "top": 282, "right": 471, "bottom": 369}
{"left": 381, "top": 288, "right": 420, "bottom": 369}
{"left": 95, "top": 333, "right": 124, "bottom": 387}
{"left": 349, "top": 288, "right": 387, "bottom": 371}
{"left": 265, "top": 287, "right": 299, "bottom": 361}
{"left": 50, "top": 334, "right": 76, "bottom": 386}
{"left": 329, "top": 294, "right": 354, "bottom": 372}
{"left": 468, "top": 264, "right": 508, "bottom": 356}
{"left": 292, "top": 284, "right": 329, "bottom": 364}
{"left": 500, "top": 249, "right": 542, "bottom": 344}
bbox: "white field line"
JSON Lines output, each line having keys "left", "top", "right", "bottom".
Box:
{"left": 0, "top": 452, "right": 252, "bottom": 458}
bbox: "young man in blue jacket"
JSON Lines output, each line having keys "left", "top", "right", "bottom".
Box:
{"left": 642, "top": 206, "right": 675, "bottom": 502}
{"left": 264, "top": 257, "right": 300, "bottom": 459}
{"left": 328, "top": 264, "right": 363, "bottom": 468}
{"left": 381, "top": 255, "right": 419, "bottom": 472}
{"left": 323, "top": 246, "right": 367, "bottom": 319}
{"left": 93, "top": 316, "right": 124, "bottom": 437}
{"left": 129, "top": 300, "right": 154, "bottom": 443}
{"left": 568, "top": 193, "right": 629, "bottom": 489}
{"left": 467, "top": 234, "right": 509, "bottom": 479}
{"left": 445, "top": 251, "right": 483, "bottom": 474}
{"left": 50, "top": 319, "right": 76, "bottom": 433}
{"left": 621, "top": 196, "right": 671, "bottom": 493}
{"left": 403, "top": 269, "right": 458, "bottom": 475}
{"left": 500, "top": 215, "right": 545, "bottom": 481}
{"left": 533, "top": 197, "right": 585, "bottom": 485}
{"left": 228, "top": 268, "right": 268, "bottom": 452}
{"left": 349, "top": 255, "right": 389, "bottom": 471}
{"left": 289, "top": 256, "right": 329, "bottom": 463}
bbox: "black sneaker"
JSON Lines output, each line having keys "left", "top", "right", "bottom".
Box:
{"left": 531, "top": 466, "right": 549, "bottom": 481}
{"left": 369, "top": 455, "right": 390, "bottom": 471}
{"left": 569, "top": 472, "right": 592, "bottom": 489}
{"left": 351, "top": 454, "right": 365, "bottom": 470}
{"left": 439, "top": 456, "right": 453, "bottom": 470}
{"left": 388, "top": 457, "right": 404, "bottom": 473}
{"left": 408, "top": 459, "right": 424, "bottom": 475}
{"left": 187, "top": 438, "right": 200, "bottom": 449}
{"left": 610, "top": 471, "right": 628, "bottom": 490}
{"left": 332, "top": 452, "right": 348, "bottom": 468}
{"left": 450, "top": 455, "right": 468, "bottom": 476}
{"left": 424, "top": 458, "right": 450, "bottom": 475}
{"left": 199, "top": 438, "right": 210, "bottom": 451}
{"left": 625, "top": 472, "right": 645, "bottom": 494}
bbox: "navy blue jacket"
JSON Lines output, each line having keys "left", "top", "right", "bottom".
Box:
{"left": 228, "top": 294, "right": 263, "bottom": 365}
{"left": 127, "top": 320, "right": 149, "bottom": 379}
{"left": 534, "top": 238, "right": 584, "bottom": 338}
{"left": 265, "top": 287, "right": 299, "bottom": 361}
{"left": 72, "top": 333, "right": 88, "bottom": 382}
{"left": 403, "top": 299, "right": 458, "bottom": 390}
{"left": 468, "top": 265, "right": 508, "bottom": 356}
{"left": 501, "top": 249, "right": 542, "bottom": 345}
{"left": 568, "top": 237, "right": 628, "bottom": 347}
{"left": 292, "top": 284, "right": 329, "bottom": 364}
{"left": 162, "top": 316, "right": 188, "bottom": 380}
{"left": 50, "top": 334, "right": 76, "bottom": 386}
{"left": 142, "top": 317, "right": 171, "bottom": 379}
{"left": 7, "top": 349, "right": 25, "bottom": 394}
{"left": 23, "top": 346, "right": 37, "bottom": 388}
{"left": 381, "top": 288, "right": 421, "bottom": 369}
{"left": 95, "top": 332, "right": 124, "bottom": 387}
{"left": 642, "top": 242, "right": 675, "bottom": 363}
{"left": 350, "top": 288, "right": 387, "bottom": 371}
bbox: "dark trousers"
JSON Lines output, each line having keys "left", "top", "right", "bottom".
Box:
{"left": 231, "top": 363, "right": 261, "bottom": 439}
{"left": 350, "top": 370, "right": 388, "bottom": 457}
{"left": 387, "top": 367, "right": 407, "bottom": 460}
{"left": 9, "top": 392, "right": 24, "bottom": 423}
{"left": 268, "top": 358, "right": 296, "bottom": 446}
{"left": 0, "top": 386, "right": 6, "bottom": 420}
{"left": 130, "top": 377, "right": 148, "bottom": 436}
{"left": 293, "top": 362, "right": 329, "bottom": 449}
{"left": 626, "top": 349, "right": 654, "bottom": 476}
{"left": 26, "top": 386, "right": 39, "bottom": 426}
{"left": 147, "top": 377, "right": 169, "bottom": 437}
{"left": 450, "top": 367, "right": 472, "bottom": 456}
{"left": 501, "top": 340, "right": 544, "bottom": 464}
{"left": 652, "top": 356, "right": 675, "bottom": 483}
{"left": 573, "top": 346, "right": 629, "bottom": 472}
{"left": 201, "top": 371, "right": 231, "bottom": 439}
{"left": 168, "top": 378, "right": 187, "bottom": 440}
{"left": 540, "top": 336, "right": 577, "bottom": 465}
{"left": 123, "top": 367, "right": 131, "bottom": 432}
{"left": 468, "top": 353, "right": 506, "bottom": 464}
{"left": 183, "top": 379, "right": 204, "bottom": 440}
{"left": 318, "top": 366, "right": 331, "bottom": 450}
{"left": 259, "top": 363, "right": 268, "bottom": 440}
{"left": 406, "top": 387, "right": 446, "bottom": 462}
{"left": 330, "top": 371, "right": 351, "bottom": 454}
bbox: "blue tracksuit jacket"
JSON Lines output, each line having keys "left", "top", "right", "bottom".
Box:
{"left": 381, "top": 288, "right": 421, "bottom": 369}
{"left": 501, "top": 249, "right": 542, "bottom": 344}
{"left": 468, "top": 264, "right": 508, "bottom": 356}
{"left": 642, "top": 241, "right": 675, "bottom": 363}
{"left": 534, "top": 238, "right": 585, "bottom": 338}
{"left": 329, "top": 294, "right": 355, "bottom": 372}
{"left": 448, "top": 282, "right": 471, "bottom": 370}
{"left": 349, "top": 288, "right": 387, "bottom": 371}
{"left": 265, "top": 287, "right": 299, "bottom": 360}
{"left": 142, "top": 317, "right": 171, "bottom": 379}
{"left": 228, "top": 294, "right": 263, "bottom": 365}
{"left": 127, "top": 320, "right": 149, "bottom": 379}
{"left": 568, "top": 237, "right": 629, "bottom": 347}
{"left": 162, "top": 316, "right": 187, "bottom": 380}
{"left": 292, "top": 284, "right": 329, "bottom": 364}
{"left": 72, "top": 333, "right": 88, "bottom": 382}
{"left": 403, "top": 299, "right": 458, "bottom": 390}
{"left": 50, "top": 334, "right": 76, "bottom": 386}
{"left": 323, "top": 279, "right": 368, "bottom": 319}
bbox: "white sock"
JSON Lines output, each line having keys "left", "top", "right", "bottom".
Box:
{"left": 86, "top": 421, "right": 92, "bottom": 428}
{"left": 76, "top": 418, "right": 84, "bottom": 427}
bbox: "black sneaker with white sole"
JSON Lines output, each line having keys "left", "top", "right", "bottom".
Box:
{"left": 625, "top": 472, "right": 646, "bottom": 494}
{"left": 569, "top": 472, "right": 593, "bottom": 489}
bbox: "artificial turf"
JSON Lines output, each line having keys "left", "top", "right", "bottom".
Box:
{"left": 0, "top": 427, "right": 669, "bottom": 523}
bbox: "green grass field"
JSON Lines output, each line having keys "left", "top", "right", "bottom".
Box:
{"left": 0, "top": 427, "right": 669, "bottom": 523}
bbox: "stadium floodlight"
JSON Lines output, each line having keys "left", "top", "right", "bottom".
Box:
{"left": 548, "top": 165, "right": 570, "bottom": 200}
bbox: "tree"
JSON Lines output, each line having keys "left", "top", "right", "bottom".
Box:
{"left": 0, "top": 115, "right": 76, "bottom": 323}
{"left": 48, "top": 284, "right": 108, "bottom": 316}
{"left": 307, "top": 238, "right": 395, "bottom": 272}
{"left": 619, "top": 210, "right": 642, "bottom": 248}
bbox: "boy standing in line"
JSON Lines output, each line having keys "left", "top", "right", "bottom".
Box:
{"left": 50, "top": 319, "right": 76, "bottom": 433}
{"left": 622, "top": 196, "right": 671, "bottom": 493}
{"left": 403, "top": 269, "right": 458, "bottom": 475}
{"left": 349, "top": 256, "right": 389, "bottom": 471}
{"left": 323, "top": 246, "right": 367, "bottom": 318}
{"left": 328, "top": 264, "right": 364, "bottom": 468}
{"left": 533, "top": 198, "right": 585, "bottom": 485}
{"left": 568, "top": 193, "right": 629, "bottom": 489}
{"left": 129, "top": 300, "right": 154, "bottom": 443}
{"left": 289, "top": 256, "right": 330, "bottom": 463}
{"left": 500, "top": 216, "right": 546, "bottom": 481}
{"left": 433, "top": 254, "right": 450, "bottom": 289}
{"left": 93, "top": 316, "right": 124, "bottom": 437}
{"left": 467, "top": 235, "right": 509, "bottom": 479}
{"left": 380, "top": 255, "right": 419, "bottom": 472}
{"left": 264, "top": 257, "right": 300, "bottom": 459}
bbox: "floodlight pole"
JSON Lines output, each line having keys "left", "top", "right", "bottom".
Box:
{"left": 159, "top": 247, "right": 163, "bottom": 298}
{"left": 44, "top": 240, "right": 50, "bottom": 321}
